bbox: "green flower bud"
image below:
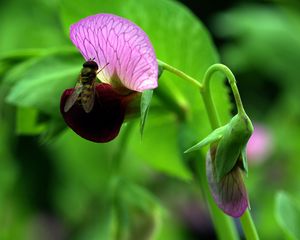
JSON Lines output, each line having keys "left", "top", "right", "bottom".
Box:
{"left": 215, "top": 114, "right": 253, "bottom": 181}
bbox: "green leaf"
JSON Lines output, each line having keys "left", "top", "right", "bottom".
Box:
{"left": 129, "top": 114, "right": 192, "bottom": 181}
{"left": 76, "top": 205, "right": 118, "bottom": 240}
{"left": 119, "top": 181, "right": 163, "bottom": 240}
{"left": 3, "top": 57, "right": 43, "bottom": 85}
{"left": 122, "top": 181, "right": 163, "bottom": 213}
{"left": 0, "top": 0, "right": 66, "bottom": 52}
{"left": 140, "top": 90, "right": 153, "bottom": 138}
{"left": 16, "top": 107, "right": 45, "bottom": 135}
{"left": 51, "top": 131, "right": 119, "bottom": 224}
{"left": 275, "top": 191, "right": 300, "bottom": 240}
{"left": 0, "top": 49, "right": 48, "bottom": 61}
{"left": 0, "top": 50, "right": 44, "bottom": 79}
{"left": 184, "top": 125, "right": 226, "bottom": 153}
{"left": 213, "top": 5, "right": 300, "bottom": 90}
{"left": 6, "top": 55, "right": 82, "bottom": 116}
{"left": 39, "top": 117, "right": 66, "bottom": 144}
{"left": 155, "top": 81, "right": 189, "bottom": 121}
{"left": 0, "top": 48, "right": 78, "bottom": 84}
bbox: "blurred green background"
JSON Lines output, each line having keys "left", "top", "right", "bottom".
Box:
{"left": 1, "top": 0, "right": 300, "bottom": 239}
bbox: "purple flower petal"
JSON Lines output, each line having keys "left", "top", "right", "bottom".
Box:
{"left": 70, "top": 14, "right": 158, "bottom": 92}
{"left": 206, "top": 150, "right": 249, "bottom": 218}
{"left": 60, "top": 83, "right": 129, "bottom": 143}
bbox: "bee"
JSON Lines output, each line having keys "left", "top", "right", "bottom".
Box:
{"left": 64, "top": 60, "right": 108, "bottom": 113}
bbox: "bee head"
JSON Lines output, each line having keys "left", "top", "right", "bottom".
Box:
{"left": 83, "top": 60, "right": 98, "bottom": 70}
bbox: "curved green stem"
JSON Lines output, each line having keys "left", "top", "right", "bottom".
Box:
{"left": 200, "top": 79, "right": 220, "bottom": 129}
{"left": 159, "top": 59, "right": 239, "bottom": 240}
{"left": 157, "top": 59, "right": 203, "bottom": 89}
{"left": 202, "top": 63, "right": 259, "bottom": 240}
{"left": 203, "top": 64, "right": 246, "bottom": 116}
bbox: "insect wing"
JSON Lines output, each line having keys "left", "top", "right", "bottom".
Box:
{"left": 82, "top": 84, "right": 96, "bottom": 113}
{"left": 64, "top": 84, "right": 82, "bottom": 112}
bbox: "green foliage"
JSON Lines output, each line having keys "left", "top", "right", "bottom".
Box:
{"left": 16, "top": 107, "right": 45, "bottom": 135}
{"left": 6, "top": 54, "right": 82, "bottom": 116}
{"left": 116, "top": 181, "right": 163, "bottom": 240}
{"left": 129, "top": 114, "right": 192, "bottom": 180}
{"left": 275, "top": 192, "right": 300, "bottom": 240}
{"left": 0, "top": 0, "right": 234, "bottom": 239}
{"left": 0, "top": 0, "right": 67, "bottom": 52}
{"left": 212, "top": 4, "right": 300, "bottom": 116}
{"left": 213, "top": 5, "right": 300, "bottom": 81}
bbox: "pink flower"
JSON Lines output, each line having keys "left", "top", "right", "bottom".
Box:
{"left": 247, "top": 124, "right": 272, "bottom": 164}
{"left": 60, "top": 14, "right": 158, "bottom": 142}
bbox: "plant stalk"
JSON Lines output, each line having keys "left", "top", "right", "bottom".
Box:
{"left": 202, "top": 63, "right": 259, "bottom": 240}
{"left": 159, "top": 59, "right": 239, "bottom": 240}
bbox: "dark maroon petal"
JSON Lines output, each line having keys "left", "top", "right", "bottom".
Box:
{"left": 206, "top": 150, "right": 249, "bottom": 218}
{"left": 60, "top": 83, "right": 128, "bottom": 143}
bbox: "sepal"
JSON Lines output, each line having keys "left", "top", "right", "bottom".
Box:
{"left": 140, "top": 90, "right": 153, "bottom": 138}
{"left": 184, "top": 125, "right": 226, "bottom": 153}
{"left": 215, "top": 114, "right": 253, "bottom": 181}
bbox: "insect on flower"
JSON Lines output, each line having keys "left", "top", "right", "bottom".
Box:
{"left": 64, "top": 60, "right": 109, "bottom": 113}
{"left": 60, "top": 14, "right": 158, "bottom": 142}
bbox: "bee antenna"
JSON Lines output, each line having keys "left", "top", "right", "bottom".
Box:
{"left": 97, "top": 62, "right": 109, "bottom": 73}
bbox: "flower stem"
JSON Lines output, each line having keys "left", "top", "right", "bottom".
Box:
{"left": 202, "top": 63, "right": 259, "bottom": 240}
{"left": 159, "top": 60, "right": 260, "bottom": 239}
{"left": 159, "top": 59, "right": 239, "bottom": 240}
{"left": 203, "top": 64, "right": 247, "bottom": 116}
{"left": 157, "top": 59, "right": 203, "bottom": 89}
{"left": 240, "top": 210, "right": 260, "bottom": 240}
{"left": 111, "top": 123, "right": 134, "bottom": 174}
